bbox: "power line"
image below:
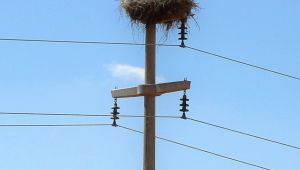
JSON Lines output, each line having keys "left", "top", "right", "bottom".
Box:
{"left": 185, "top": 46, "right": 300, "bottom": 81}
{"left": 0, "top": 112, "right": 180, "bottom": 119}
{"left": 120, "top": 114, "right": 300, "bottom": 151}
{"left": 120, "top": 115, "right": 180, "bottom": 119}
{"left": 0, "top": 112, "right": 111, "bottom": 117}
{"left": 2, "top": 111, "right": 299, "bottom": 151}
{"left": 0, "top": 123, "right": 112, "bottom": 127}
{"left": 1, "top": 38, "right": 299, "bottom": 81}
{"left": 0, "top": 38, "right": 178, "bottom": 47}
{"left": 187, "top": 117, "right": 300, "bottom": 151}
{"left": 117, "top": 125, "right": 271, "bottom": 170}
{"left": 1, "top": 112, "right": 299, "bottom": 150}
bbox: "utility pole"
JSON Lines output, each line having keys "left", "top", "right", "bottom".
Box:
{"left": 144, "top": 23, "right": 156, "bottom": 170}
{"left": 111, "top": 23, "right": 191, "bottom": 170}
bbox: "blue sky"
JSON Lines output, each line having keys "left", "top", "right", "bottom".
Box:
{"left": 0, "top": 0, "right": 299, "bottom": 170}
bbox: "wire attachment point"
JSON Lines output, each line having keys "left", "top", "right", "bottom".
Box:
{"left": 111, "top": 98, "right": 120, "bottom": 127}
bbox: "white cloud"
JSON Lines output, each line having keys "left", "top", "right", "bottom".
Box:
{"left": 108, "top": 64, "right": 145, "bottom": 82}
{"left": 107, "top": 64, "right": 166, "bottom": 83}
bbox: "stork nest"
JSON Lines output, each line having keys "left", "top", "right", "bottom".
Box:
{"left": 121, "top": 0, "right": 198, "bottom": 28}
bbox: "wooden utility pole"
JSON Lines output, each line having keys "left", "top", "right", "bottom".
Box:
{"left": 144, "top": 23, "right": 156, "bottom": 170}
{"left": 111, "top": 24, "right": 191, "bottom": 170}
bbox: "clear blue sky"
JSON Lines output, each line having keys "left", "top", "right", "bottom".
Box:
{"left": 0, "top": 0, "right": 299, "bottom": 170}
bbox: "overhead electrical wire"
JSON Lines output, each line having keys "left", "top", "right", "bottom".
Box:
{"left": 121, "top": 115, "right": 180, "bottom": 119}
{"left": 0, "top": 112, "right": 111, "bottom": 117}
{"left": 1, "top": 111, "right": 299, "bottom": 151}
{"left": 117, "top": 125, "right": 271, "bottom": 170}
{"left": 0, "top": 123, "right": 111, "bottom": 127}
{"left": 0, "top": 112, "right": 180, "bottom": 119}
{"left": 0, "top": 120, "right": 272, "bottom": 169}
{"left": 185, "top": 46, "right": 300, "bottom": 81}
{"left": 0, "top": 38, "right": 299, "bottom": 81}
{"left": 0, "top": 38, "right": 178, "bottom": 47}
{"left": 186, "top": 117, "right": 300, "bottom": 151}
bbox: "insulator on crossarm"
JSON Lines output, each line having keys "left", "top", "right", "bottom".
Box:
{"left": 180, "top": 89, "right": 189, "bottom": 119}
{"left": 111, "top": 98, "right": 120, "bottom": 127}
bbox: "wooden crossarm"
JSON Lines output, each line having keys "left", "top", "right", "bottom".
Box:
{"left": 111, "top": 80, "right": 191, "bottom": 98}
